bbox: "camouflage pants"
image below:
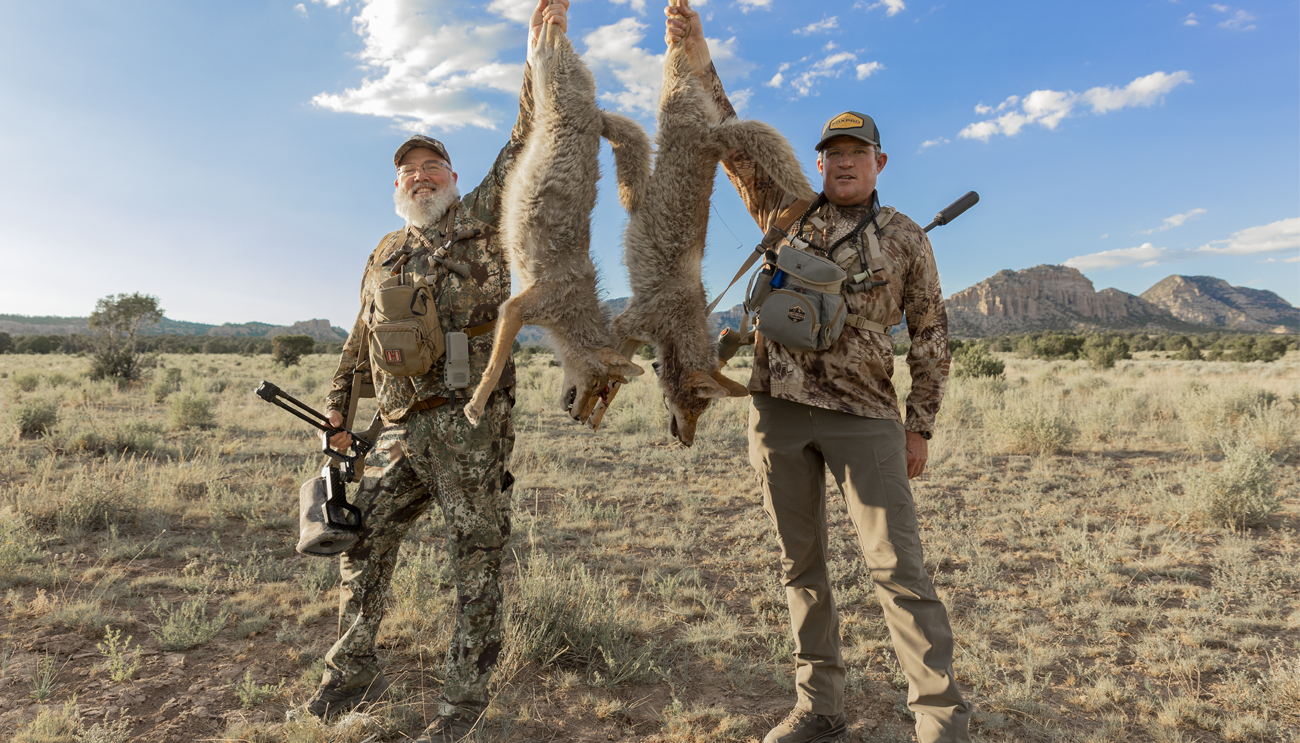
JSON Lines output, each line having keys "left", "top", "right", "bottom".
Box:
{"left": 322, "top": 389, "right": 514, "bottom": 718}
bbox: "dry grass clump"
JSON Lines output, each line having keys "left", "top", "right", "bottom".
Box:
{"left": 6, "top": 396, "right": 60, "bottom": 438}
{"left": 985, "top": 394, "right": 1075, "bottom": 455}
{"left": 1180, "top": 438, "right": 1283, "bottom": 528}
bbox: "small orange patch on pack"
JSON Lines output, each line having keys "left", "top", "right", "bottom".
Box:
{"left": 828, "top": 113, "right": 864, "bottom": 130}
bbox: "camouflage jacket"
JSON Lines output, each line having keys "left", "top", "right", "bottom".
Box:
{"left": 326, "top": 65, "right": 536, "bottom": 423}
{"left": 706, "top": 68, "right": 951, "bottom": 434}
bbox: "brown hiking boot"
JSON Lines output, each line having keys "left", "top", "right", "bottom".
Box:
{"left": 414, "top": 712, "right": 476, "bottom": 742}
{"left": 763, "top": 708, "right": 849, "bottom": 743}
{"left": 286, "top": 673, "right": 391, "bottom": 721}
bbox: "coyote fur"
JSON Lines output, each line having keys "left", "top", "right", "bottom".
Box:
{"left": 464, "top": 24, "right": 649, "bottom": 426}
{"left": 596, "top": 37, "right": 815, "bottom": 446}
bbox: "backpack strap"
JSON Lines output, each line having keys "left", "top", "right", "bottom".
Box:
{"left": 705, "top": 197, "right": 815, "bottom": 315}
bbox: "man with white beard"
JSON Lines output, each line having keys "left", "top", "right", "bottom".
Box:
{"left": 296, "top": 1, "right": 570, "bottom": 740}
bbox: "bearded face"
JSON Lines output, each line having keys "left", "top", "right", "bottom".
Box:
{"left": 394, "top": 177, "right": 460, "bottom": 229}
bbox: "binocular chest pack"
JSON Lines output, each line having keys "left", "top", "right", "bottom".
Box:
{"left": 368, "top": 266, "right": 445, "bottom": 377}
{"left": 746, "top": 207, "right": 898, "bottom": 353}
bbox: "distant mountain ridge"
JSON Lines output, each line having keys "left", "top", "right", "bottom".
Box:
{"left": 6, "top": 269, "right": 1292, "bottom": 347}
{"left": 0, "top": 315, "right": 349, "bottom": 342}
{"left": 944, "top": 266, "right": 1297, "bottom": 337}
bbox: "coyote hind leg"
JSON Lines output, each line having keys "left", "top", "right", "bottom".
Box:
{"left": 464, "top": 291, "right": 529, "bottom": 426}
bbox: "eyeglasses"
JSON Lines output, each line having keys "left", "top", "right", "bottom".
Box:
{"left": 397, "top": 160, "right": 450, "bottom": 178}
{"left": 821, "top": 146, "right": 877, "bottom": 163}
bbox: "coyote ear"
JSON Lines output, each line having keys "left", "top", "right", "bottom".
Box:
{"left": 712, "top": 370, "right": 750, "bottom": 397}
{"left": 596, "top": 347, "right": 644, "bottom": 378}
{"left": 686, "top": 370, "right": 728, "bottom": 399}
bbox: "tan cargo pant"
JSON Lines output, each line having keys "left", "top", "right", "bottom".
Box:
{"left": 748, "top": 393, "right": 970, "bottom": 743}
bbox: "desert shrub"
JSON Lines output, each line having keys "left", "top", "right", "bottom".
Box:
{"left": 637, "top": 344, "right": 656, "bottom": 360}
{"left": 149, "top": 593, "right": 231, "bottom": 650}
{"left": 8, "top": 398, "right": 59, "bottom": 438}
{"left": 952, "top": 343, "right": 1005, "bottom": 379}
{"left": 987, "top": 396, "right": 1074, "bottom": 455}
{"left": 169, "top": 391, "right": 215, "bottom": 429}
{"left": 1083, "top": 335, "right": 1131, "bottom": 370}
{"left": 1241, "top": 403, "right": 1297, "bottom": 457}
{"left": 150, "top": 367, "right": 184, "bottom": 403}
{"left": 1176, "top": 382, "right": 1277, "bottom": 450}
{"left": 272, "top": 335, "right": 315, "bottom": 367}
{"left": 1181, "top": 439, "right": 1280, "bottom": 528}
{"left": 11, "top": 701, "right": 81, "bottom": 743}
{"left": 0, "top": 511, "right": 43, "bottom": 588}
{"left": 1016, "top": 333, "right": 1085, "bottom": 361}
{"left": 12, "top": 370, "right": 42, "bottom": 393}
{"left": 506, "top": 552, "right": 659, "bottom": 683}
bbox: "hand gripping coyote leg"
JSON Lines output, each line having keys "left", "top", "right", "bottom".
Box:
{"left": 464, "top": 23, "right": 649, "bottom": 426}
{"left": 590, "top": 17, "right": 815, "bottom": 446}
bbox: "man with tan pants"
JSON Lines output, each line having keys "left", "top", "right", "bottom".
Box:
{"left": 665, "top": 3, "right": 970, "bottom": 742}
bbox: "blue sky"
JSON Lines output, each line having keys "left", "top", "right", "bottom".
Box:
{"left": 1, "top": 0, "right": 1296, "bottom": 328}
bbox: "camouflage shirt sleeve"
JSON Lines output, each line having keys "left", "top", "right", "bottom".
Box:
{"left": 900, "top": 222, "right": 951, "bottom": 434}
{"left": 460, "top": 62, "right": 536, "bottom": 226}
{"left": 707, "top": 63, "right": 801, "bottom": 231}
{"left": 325, "top": 307, "right": 367, "bottom": 416}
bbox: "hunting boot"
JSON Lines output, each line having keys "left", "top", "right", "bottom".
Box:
{"left": 286, "top": 673, "right": 391, "bottom": 721}
{"left": 763, "top": 708, "right": 849, "bottom": 743}
{"left": 414, "top": 711, "right": 476, "bottom": 742}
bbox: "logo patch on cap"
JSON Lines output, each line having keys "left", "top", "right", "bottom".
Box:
{"left": 828, "top": 113, "right": 865, "bottom": 130}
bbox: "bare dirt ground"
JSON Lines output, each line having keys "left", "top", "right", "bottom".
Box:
{"left": 0, "top": 350, "right": 1297, "bottom": 742}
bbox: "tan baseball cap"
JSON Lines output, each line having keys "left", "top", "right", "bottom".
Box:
{"left": 815, "top": 111, "right": 880, "bottom": 151}
{"left": 394, "top": 134, "right": 452, "bottom": 168}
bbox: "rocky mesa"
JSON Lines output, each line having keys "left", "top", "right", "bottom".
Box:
{"left": 944, "top": 265, "right": 1182, "bottom": 336}
{"left": 1141, "top": 275, "right": 1299, "bottom": 333}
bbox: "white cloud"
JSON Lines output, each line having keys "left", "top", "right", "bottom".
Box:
{"left": 1213, "top": 5, "right": 1257, "bottom": 30}
{"left": 1064, "top": 243, "right": 1179, "bottom": 270}
{"left": 795, "top": 17, "right": 838, "bottom": 35}
{"left": 855, "top": 61, "right": 883, "bottom": 79}
{"left": 823, "top": 41, "right": 838, "bottom": 50}
{"left": 312, "top": 0, "right": 533, "bottom": 132}
{"left": 486, "top": 0, "right": 535, "bottom": 24}
{"left": 1065, "top": 218, "right": 1300, "bottom": 270}
{"left": 1081, "top": 70, "right": 1192, "bottom": 114}
{"left": 958, "top": 70, "right": 1191, "bottom": 141}
{"left": 608, "top": 0, "right": 649, "bottom": 14}
{"left": 581, "top": 18, "right": 747, "bottom": 118}
{"left": 918, "top": 137, "right": 949, "bottom": 152}
{"left": 730, "top": 87, "right": 753, "bottom": 113}
{"left": 737, "top": 0, "right": 773, "bottom": 10}
{"left": 1140, "top": 207, "right": 1207, "bottom": 234}
{"left": 856, "top": 0, "right": 906, "bottom": 16}
{"left": 294, "top": 3, "right": 308, "bottom": 16}
{"left": 1195, "top": 217, "right": 1300, "bottom": 256}
{"left": 1183, "top": 12, "right": 1199, "bottom": 25}
{"left": 312, "top": 0, "right": 348, "bottom": 6}
{"left": 765, "top": 62, "right": 790, "bottom": 88}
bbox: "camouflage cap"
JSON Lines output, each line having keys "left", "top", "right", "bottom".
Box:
{"left": 394, "top": 134, "right": 452, "bottom": 168}
{"left": 814, "top": 111, "right": 880, "bottom": 151}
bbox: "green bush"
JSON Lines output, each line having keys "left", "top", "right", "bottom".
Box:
{"left": 12, "top": 370, "right": 41, "bottom": 392}
{"left": 149, "top": 594, "right": 230, "bottom": 651}
{"left": 952, "top": 344, "right": 1005, "bottom": 379}
{"left": 272, "top": 335, "right": 315, "bottom": 367}
{"left": 1083, "top": 335, "right": 1131, "bottom": 370}
{"left": 1181, "top": 439, "right": 1281, "bottom": 528}
{"left": 169, "top": 391, "right": 215, "bottom": 430}
{"left": 9, "top": 398, "right": 59, "bottom": 438}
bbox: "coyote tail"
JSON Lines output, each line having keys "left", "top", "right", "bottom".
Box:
{"left": 601, "top": 111, "right": 652, "bottom": 213}
{"left": 713, "top": 119, "right": 817, "bottom": 202}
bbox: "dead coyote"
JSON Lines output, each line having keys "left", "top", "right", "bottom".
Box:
{"left": 593, "top": 35, "right": 815, "bottom": 445}
{"left": 464, "top": 24, "right": 649, "bottom": 426}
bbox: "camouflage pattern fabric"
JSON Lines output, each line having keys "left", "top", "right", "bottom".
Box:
{"left": 705, "top": 68, "right": 951, "bottom": 435}
{"left": 322, "top": 389, "right": 515, "bottom": 718}
{"left": 327, "top": 63, "right": 537, "bottom": 423}
{"left": 317, "top": 64, "right": 535, "bottom": 717}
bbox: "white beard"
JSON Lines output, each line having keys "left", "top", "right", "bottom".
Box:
{"left": 394, "top": 181, "right": 460, "bottom": 229}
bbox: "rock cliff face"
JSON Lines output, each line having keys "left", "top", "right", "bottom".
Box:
{"left": 944, "top": 265, "right": 1175, "bottom": 336}
{"left": 1141, "top": 276, "right": 1299, "bottom": 333}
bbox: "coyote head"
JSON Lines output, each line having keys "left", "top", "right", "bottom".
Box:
{"left": 657, "top": 344, "right": 748, "bottom": 447}
{"left": 561, "top": 347, "right": 644, "bottom": 422}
